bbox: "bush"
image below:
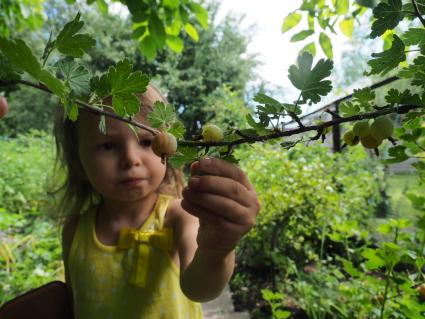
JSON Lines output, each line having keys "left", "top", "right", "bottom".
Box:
{"left": 230, "top": 142, "right": 386, "bottom": 318}
{"left": 0, "top": 130, "right": 56, "bottom": 216}
{"left": 0, "top": 131, "right": 63, "bottom": 305}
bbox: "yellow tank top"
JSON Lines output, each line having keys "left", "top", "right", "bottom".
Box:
{"left": 68, "top": 194, "right": 203, "bottom": 319}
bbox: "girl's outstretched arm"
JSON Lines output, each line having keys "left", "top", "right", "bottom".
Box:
{"left": 179, "top": 157, "right": 260, "bottom": 302}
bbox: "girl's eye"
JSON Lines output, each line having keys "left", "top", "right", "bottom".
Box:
{"left": 140, "top": 139, "right": 152, "bottom": 147}
{"left": 100, "top": 142, "right": 114, "bottom": 150}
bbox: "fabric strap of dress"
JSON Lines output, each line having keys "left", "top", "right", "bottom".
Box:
{"left": 118, "top": 227, "right": 174, "bottom": 287}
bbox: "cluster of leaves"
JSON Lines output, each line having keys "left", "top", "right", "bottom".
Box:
{"left": 64, "top": 0, "right": 208, "bottom": 60}
{"left": 0, "top": 12, "right": 186, "bottom": 138}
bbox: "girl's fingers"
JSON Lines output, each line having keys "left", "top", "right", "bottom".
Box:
{"left": 187, "top": 174, "right": 254, "bottom": 208}
{"left": 191, "top": 157, "right": 255, "bottom": 192}
{"left": 182, "top": 187, "right": 254, "bottom": 226}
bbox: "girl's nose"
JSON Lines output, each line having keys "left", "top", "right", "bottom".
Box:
{"left": 120, "top": 144, "right": 142, "bottom": 169}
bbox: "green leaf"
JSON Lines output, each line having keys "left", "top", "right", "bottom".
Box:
{"left": 340, "top": 258, "right": 362, "bottom": 277}
{"left": 382, "top": 145, "right": 409, "bottom": 164}
{"left": 281, "top": 12, "right": 302, "bottom": 33}
{"left": 112, "top": 93, "right": 140, "bottom": 117}
{"left": 107, "top": 59, "right": 149, "bottom": 96}
{"left": 362, "top": 248, "right": 386, "bottom": 270}
{"left": 319, "top": 32, "right": 333, "bottom": 59}
{"left": 335, "top": 0, "right": 349, "bottom": 14}
{"left": 352, "top": 87, "right": 375, "bottom": 110}
{"left": 184, "top": 23, "right": 199, "bottom": 42}
{"left": 55, "top": 13, "right": 96, "bottom": 58}
{"left": 169, "top": 145, "right": 198, "bottom": 168}
{"left": 168, "top": 121, "right": 186, "bottom": 139}
{"left": 385, "top": 88, "right": 402, "bottom": 106}
{"left": 366, "top": 35, "right": 405, "bottom": 76}
{"left": 290, "top": 30, "right": 314, "bottom": 42}
{"left": 163, "top": 0, "right": 179, "bottom": 9}
{"left": 147, "top": 101, "right": 176, "bottom": 129}
{"left": 300, "top": 42, "right": 316, "bottom": 57}
{"left": 188, "top": 2, "right": 208, "bottom": 30}
{"left": 355, "top": 0, "right": 377, "bottom": 8}
{"left": 131, "top": 26, "right": 147, "bottom": 40}
{"left": 149, "top": 12, "right": 166, "bottom": 48}
{"left": 56, "top": 59, "right": 90, "bottom": 97}
{"left": 139, "top": 35, "right": 157, "bottom": 61}
{"left": 63, "top": 99, "right": 79, "bottom": 121}
{"left": 90, "top": 74, "right": 111, "bottom": 100}
{"left": 402, "top": 28, "right": 425, "bottom": 48}
{"left": 254, "top": 93, "right": 284, "bottom": 113}
{"left": 0, "top": 37, "right": 41, "bottom": 79}
{"left": 39, "top": 69, "right": 66, "bottom": 97}
{"left": 399, "top": 55, "right": 425, "bottom": 88}
{"left": 370, "top": 0, "right": 403, "bottom": 39}
{"left": 166, "top": 35, "right": 184, "bottom": 53}
{"left": 288, "top": 52, "right": 333, "bottom": 105}
{"left": 339, "top": 18, "right": 354, "bottom": 38}
{"left": 340, "top": 101, "right": 360, "bottom": 116}
{"left": 0, "top": 53, "right": 22, "bottom": 82}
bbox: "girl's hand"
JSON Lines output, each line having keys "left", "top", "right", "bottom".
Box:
{"left": 181, "top": 157, "right": 260, "bottom": 258}
{"left": 0, "top": 96, "right": 8, "bottom": 119}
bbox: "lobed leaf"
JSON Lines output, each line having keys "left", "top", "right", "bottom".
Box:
{"left": 366, "top": 35, "right": 405, "bottom": 76}
{"left": 288, "top": 52, "right": 333, "bottom": 105}
{"left": 370, "top": 0, "right": 403, "bottom": 39}
{"left": 54, "top": 13, "right": 96, "bottom": 58}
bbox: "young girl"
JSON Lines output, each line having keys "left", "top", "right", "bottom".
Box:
{"left": 53, "top": 84, "right": 261, "bottom": 319}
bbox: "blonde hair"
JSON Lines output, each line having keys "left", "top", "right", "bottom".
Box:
{"left": 50, "top": 84, "right": 185, "bottom": 226}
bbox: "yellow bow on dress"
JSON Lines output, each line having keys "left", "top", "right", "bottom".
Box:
{"left": 118, "top": 227, "right": 173, "bottom": 288}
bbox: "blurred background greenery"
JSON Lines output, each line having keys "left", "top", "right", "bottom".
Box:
{"left": 1, "top": 0, "right": 424, "bottom": 318}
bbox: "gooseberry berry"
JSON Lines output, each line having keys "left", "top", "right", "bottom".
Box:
{"left": 360, "top": 134, "right": 382, "bottom": 149}
{"left": 353, "top": 121, "right": 370, "bottom": 138}
{"left": 343, "top": 130, "right": 359, "bottom": 146}
{"left": 152, "top": 132, "right": 177, "bottom": 158}
{"left": 370, "top": 116, "right": 394, "bottom": 140}
{"left": 202, "top": 124, "right": 224, "bottom": 142}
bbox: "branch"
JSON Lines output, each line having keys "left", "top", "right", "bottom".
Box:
{"left": 1, "top": 80, "right": 423, "bottom": 150}
{"left": 412, "top": 0, "right": 425, "bottom": 27}
{"left": 179, "top": 104, "right": 423, "bottom": 147}
{"left": 3, "top": 79, "right": 160, "bottom": 136}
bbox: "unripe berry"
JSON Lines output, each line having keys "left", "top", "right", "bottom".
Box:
{"left": 360, "top": 134, "right": 382, "bottom": 149}
{"left": 353, "top": 121, "right": 370, "bottom": 138}
{"left": 0, "top": 96, "right": 8, "bottom": 119}
{"left": 370, "top": 116, "right": 394, "bottom": 140}
{"left": 152, "top": 132, "right": 177, "bottom": 158}
{"left": 202, "top": 124, "right": 224, "bottom": 142}
{"left": 343, "top": 130, "right": 359, "bottom": 146}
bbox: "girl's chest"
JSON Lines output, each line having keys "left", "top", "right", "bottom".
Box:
{"left": 95, "top": 204, "right": 181, "bottom": 271}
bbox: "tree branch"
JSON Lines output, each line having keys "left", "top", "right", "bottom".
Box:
{"left": 2, "top": 79, "right": 160, "bottom": 136}
{"left": 412, "top": 0, "right": 425, "bottom": 27}
{"left": 1, "top": 80, "right": 423, "bottom": 150}
{"left": 179, "top": 104, "right": 423, "bottom": 147}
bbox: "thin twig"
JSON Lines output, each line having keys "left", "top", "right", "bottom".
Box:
{"left": 412, "top": 0, "right": 425, "bottom": 27}
{"left": 7, "top": 79, "right": 160, "bottom": 135}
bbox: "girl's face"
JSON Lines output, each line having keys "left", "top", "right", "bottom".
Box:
{"left": 77, "top": 110, "right": 166, "bottom": 203}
